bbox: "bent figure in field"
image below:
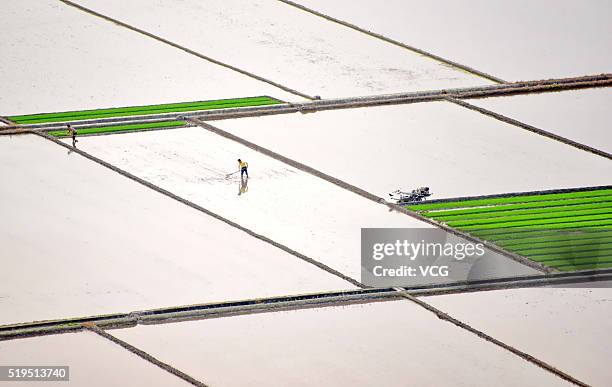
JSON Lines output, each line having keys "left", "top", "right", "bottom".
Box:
{"left": 238, "top": 158, "right": 249, "bottom": 178}
{"left": 67, "top": 124, "right": 78, "bottom": 147}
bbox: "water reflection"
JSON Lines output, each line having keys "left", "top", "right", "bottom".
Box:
{"left": 238, "top": 176, "right": 249, "bottom": 196}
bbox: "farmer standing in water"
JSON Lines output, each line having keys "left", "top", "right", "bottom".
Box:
{"left": 67, "top": 124, "right": 78, "bottom": 147}
{"left": 238, "top": 158, "right": 249, "bottom": 178}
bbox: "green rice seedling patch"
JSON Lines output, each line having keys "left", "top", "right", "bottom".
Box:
{"left": 9, "top": 96, "right": 283, "bottom": 124}
{"left": 407, "top": 187, "right": 612, "bottom": 271}
{"left": 48, "top": 120, "right": 186, "bottom": 136}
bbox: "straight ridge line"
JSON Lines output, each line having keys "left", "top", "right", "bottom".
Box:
{"left": 87, "top": 326, "right": 209, "bottom": 387}
{"left": 395, "top": 289, "right": 589, "bottom": 386}
{"left": 1, "top": 292, "right": 402, "bottom": 340}
{"left": 277, "top": 0, "right": 505, "bottom": 83}
{"left": 37, "top": 132, "right": 364, "bottom": 289}
{"left": 2, "top": 74, "right": 610, "bottom": 134}
{"left": 457, "top": 78, "right": 612, "bottom": 99}
{"left": 3, "top": 268, "right": 611, "bottom": 340}
{"left": 57, "top": 0, "right": 314, "bottom": 100}
{"left": 190, "top": 118, "right": 552, "bottom": 274}
{"left": 0, "top": 289, "right": 396, "bottom": 334}
{"left": 447, "top": 97, "right": 612, "bottom": 160}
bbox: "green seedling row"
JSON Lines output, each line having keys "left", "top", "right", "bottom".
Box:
{"left": 473, "top": 227, "right": 612, "bottom": 241}
{"left": 408, "top": 189, "right": 612, "bottom": 211}
{"left": 456, "top": 214, "right": 612, "bottom": 231}
{"left": 430, "top": 201, "right": 612, "bottom": 222}
{"left": 514, "top": 242, "right": 612, "bottom": 256}
{"left": 9, "top": 96, "right": 283, "bottom": 124}
{"left": 538, "top": 254, "right": 612, "bottom": 266}
{"left": 48, "top": 120, "right": 186, "bottom": 136}
{"left": 499, "top": 235, "right": 612, "bottom": 250}
{"left": 467, "top": 221, "right": 612, "bottom": 234}
{"left": 557, "top": 261, "right": 612, "bottom": 271}
{"left": 526, "top": 246, "right": 612, "bottom": 260}
{"left": 447, "top": 208, "right": 612, "bottom": 227}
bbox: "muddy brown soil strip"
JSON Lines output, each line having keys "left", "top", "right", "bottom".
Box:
{"left": 86, "top": 325, "right": 208, "bottom": 387}
{"left": 37, "top": 132, "right": 364, "bottom": 288}
{"left": 277, "top": 0, "right": 505, "bottom": 83}
{"left": 191, "top": 118, "right": 551, "bottom": 273}
{"left": 57, "top": 0, "right": 314, "bottom": 100}
{"left": 395, "top": 289, "right": 589, "bottom": 386}
{"left": 447, "top": 97, "right": 612, "bottom": 160}
{"left": 2, "top": 74, "right": 610, "bottom": 136}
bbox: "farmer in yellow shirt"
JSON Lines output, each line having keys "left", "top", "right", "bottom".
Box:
{"left": 238, "top": 159, "right": 249, "bottom": 178}
{"left": 67, "top": 124, "right": 78, "bottom": 147}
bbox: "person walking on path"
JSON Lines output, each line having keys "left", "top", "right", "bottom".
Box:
{"left": 238, "top": 158, "right": 249, "bottom": 178}
{"left": 67, "top": 124, "right": 78, "bottom": 147}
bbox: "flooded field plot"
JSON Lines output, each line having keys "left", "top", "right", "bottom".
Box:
{"left": 214, "top": 102, "right": 611, "bottom": 198}
{"left": 65, "top": 127, "right": 431, "bottom": 280}
{"left": 472, "top": 88, "right": 612, "bottom": 153}
{"left": 293, "top": 0, "right": 612, "bottom": 81}
{"left": 0, "top": 135, "right": 352, "bottom": 325}
{"left": 75, "top": 0, "right": 487, "bottom": 98}
{"left": 427, "top": 287, "right": 612, "bottom": 386}
{"left": 111, "top": 300, "right": 571, "bottom": 386}
{"left": 0, "top": 0, "right": 298, "bottom": 116}
{"left": 0, "top": 331, "right": 190, "bottom": 386}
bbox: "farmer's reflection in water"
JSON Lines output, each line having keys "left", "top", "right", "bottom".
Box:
{"left": 238, "top": 175, "right": 249, "bottom": 196}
